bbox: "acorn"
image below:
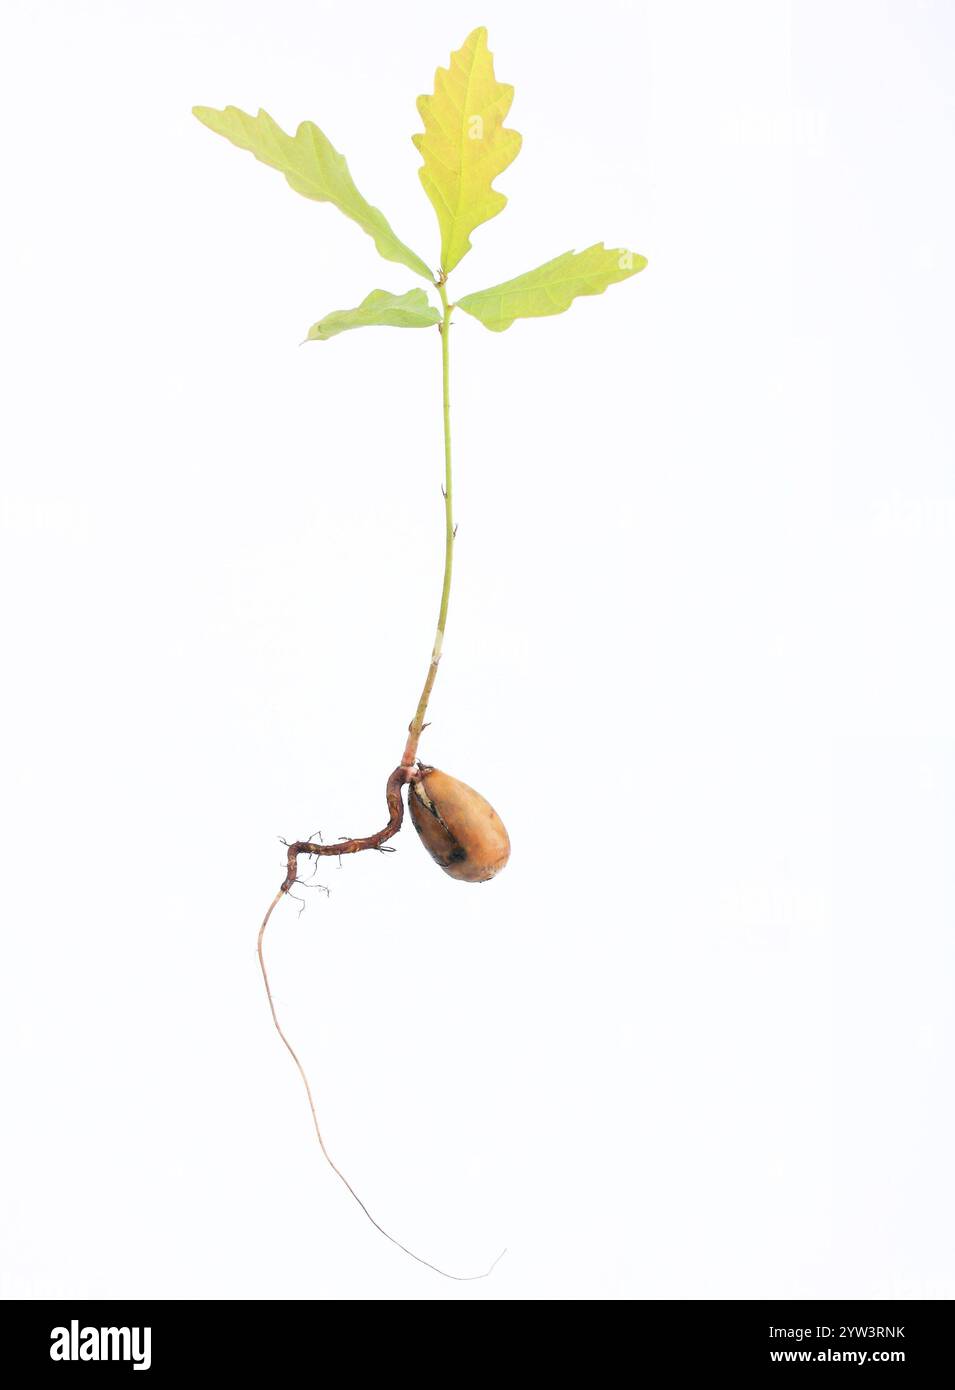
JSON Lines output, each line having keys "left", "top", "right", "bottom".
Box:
{"left": 408, "top": 766, "right": 510, "bottom": 882}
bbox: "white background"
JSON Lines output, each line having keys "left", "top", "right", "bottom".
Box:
{"left": 1, "top": 0, "right": 953, "bottom": 1301}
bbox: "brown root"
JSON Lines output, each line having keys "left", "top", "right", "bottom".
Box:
{"left": 281, "top": 764, "right": 411, "bottom": 892}
{"left": 259, "top": 764, "right": 505, "bottom": 1281}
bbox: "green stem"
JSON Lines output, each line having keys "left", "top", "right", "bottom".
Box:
{"left": 403, "top": 281, "right": 454, "bottom": 767}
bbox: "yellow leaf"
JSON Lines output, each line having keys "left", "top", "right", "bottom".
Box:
{"left": 457, "top": 245, "right": 648, "bottom": 331}
{"left": 193, "top": 106, "right": 432, "bottom": 280}
{"left": 413, "top": 27, "right": 521, "bottom": 275}
{"left": 307, "top": 288, "right": 441, "bottom": 341}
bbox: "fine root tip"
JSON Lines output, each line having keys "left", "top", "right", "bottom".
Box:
{"left": 427, "top": 1245, "right": 508, "bottom": 1283}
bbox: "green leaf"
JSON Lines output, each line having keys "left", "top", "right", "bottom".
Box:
{"left": 306, "top": 288, "right": 441, "bottom": 341}
{"left": 193, "top": 105, "right": 433, "bottom": 281}
{"left": 456, "top": 244, "right": 648, "bottom": 331}
{"left": 412, "top": 27, "right": 521, "bottom": 274}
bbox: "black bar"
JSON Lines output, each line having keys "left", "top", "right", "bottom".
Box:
{"left": 1, "top": 1299, "right": 951, "bottom": 1377}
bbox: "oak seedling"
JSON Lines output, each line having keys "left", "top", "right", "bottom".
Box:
{"left": 194, "top": 24, "right": 647, "bottom": 1278}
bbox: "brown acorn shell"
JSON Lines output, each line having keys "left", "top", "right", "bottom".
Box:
{"left": 408, "top": 766, "right": 510, "bottom": 882}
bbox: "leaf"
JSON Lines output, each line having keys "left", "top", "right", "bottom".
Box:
{"left": 306, "top": 288, "right": 441, "bottom": 341}
{"left": 456, "top": 244, "right": 648, "bottom": 331}
{"left": 193, "top": 105, "right": 433, "bottom": 281}
{"left": 413, "top": 27, "right": 521, "bottom": 274}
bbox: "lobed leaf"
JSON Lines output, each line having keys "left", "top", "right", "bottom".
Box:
{"left": 455, "top": 244, "right": 648, "bottom": 331}
{"left": 193, "top": 105, "right": 433, "bottom": 280}
{"left": 306, "top": 288, "right": 441, "bottom": 341}
{"left": 412, "top": 27, "right": 522, "bottom": 274}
